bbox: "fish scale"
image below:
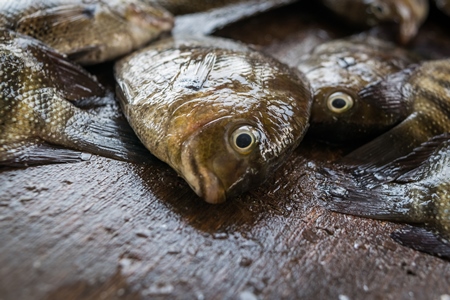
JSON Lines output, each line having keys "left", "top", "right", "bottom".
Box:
{"left": 115, "top": 36, "right": 312, "bottom": 204}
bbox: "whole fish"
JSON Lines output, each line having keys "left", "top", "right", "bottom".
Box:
{"left": 320, "top": 0, "right": 429, "bottom": 44}
{"left": 0, "top": 0, "right": 174, "bottom": 65}
{"left": 341, "top": 58, "right": 450, "bottom": 168}
{"left": 0, "top": 29, "right": 149, "bottom": 166}
{"left": 297, "top": 35, "right": 420, "bottom": 143}
{"left": 115, "top": 36, "right": 312, "bottom": 204}
{"left": 434, "top": 0, "right": 450, "bottom": 16}
{"left": 323, "top": 133, "right": 450, "bottom": 259}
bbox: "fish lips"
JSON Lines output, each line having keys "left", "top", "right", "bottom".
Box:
{"left": 178, "top": 118, "right": 264, "bottom": 204}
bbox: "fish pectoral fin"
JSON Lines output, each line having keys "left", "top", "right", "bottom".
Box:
{"left": 42, "top": 46, "right": 105, "bottom": 100}
{"left": 64, "top": 115, "right": 155, "bottom": 164}
{"left": 391, "top": 226, "right": 450, "bottom": 260}
{"left": 383, "top": 133, "right": 450, "bottom": 183}
{"left": 0, "top": 142, "right": 90, "bottom": 167}
{"left": 339, "top": 112, "right": 424, "bottom": 171}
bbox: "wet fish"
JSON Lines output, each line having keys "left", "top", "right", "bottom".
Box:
{"left": 323, "top": 133, "right": 450, "bottom": 259}
{"left": 297, "top": 35, "right": 420, "bottom": 143}
{"left": 0, "top": 29, "right": 150, "bottom": 166}
{"left": 320, "top": 0, "right": 429, "bottom": 44}
{"left": 0, "top": 0, "right": 174, "bottom": 65}
{"left": 341, "top": 58, "right": 450, "bottom": 168}
{"left": 434, "top": 0, "right": 450, "bottom": 16}
{"left": 115, "top": 36, "right": 312, "bottom": 204}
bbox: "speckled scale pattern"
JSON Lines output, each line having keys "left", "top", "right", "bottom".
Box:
{"left": 153, "top": 0, "right": 264, "bottom": 15}
{"left": 0, "top": 0, "right": 174, "bottom": 64}
{"left": 297, "top": 36, "right": 420, "bottom": 143}
{"left": 115, "top": 36, "right": 312, "bottom": 203}
{"left": 0, "top": 29, "right": 148, "bottom": 165}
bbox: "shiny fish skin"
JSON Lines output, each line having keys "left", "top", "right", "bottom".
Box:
{"left": 0, "top": 29, "right": 150, "bottom": 166}
{"left": 152, "top": 0, "right": 274, "bottom": 15}
{"left": 323, "top": 133, "right": 450, "bottom": 259}
{"left": 342, "top": 58, "right": 450, "bottom": 168}
{"left": 434, "top": 0, "right": 450, "bottom": 15}
{"left": 320, "top": 0, "right": 429, "bottom": 44}
{"left": 297, "top": 35, "right": 420, "bottom": 143}
{"left": 0, "top": 0, "right": 174, "bottom": 65}
{"left": 115, "top": 36, "right": 312, "bottom": 204}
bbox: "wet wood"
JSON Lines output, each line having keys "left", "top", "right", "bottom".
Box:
{"left": 1, "top": 2, "right": 450, "bottom": 300}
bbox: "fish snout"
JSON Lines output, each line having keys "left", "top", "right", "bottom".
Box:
{"left": 180, "top": 143, "right": 227, "bottom": 204}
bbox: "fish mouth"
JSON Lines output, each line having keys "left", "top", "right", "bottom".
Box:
{"left": 180, "top": 142, "right": 226, "bottom": 204}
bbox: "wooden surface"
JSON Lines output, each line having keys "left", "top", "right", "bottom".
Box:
{"left": 1, "top": 2, "right": 450, "bottom": 300}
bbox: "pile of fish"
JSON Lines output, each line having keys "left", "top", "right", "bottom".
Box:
{"left": 0, "top": 0, "right": 449, "bottom": 259}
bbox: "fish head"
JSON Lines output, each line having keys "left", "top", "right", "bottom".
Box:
{"left": 161, "top": 56, "right": 311, "bottom": 204}
{"left": 364, "top": 0, "right": 428, "bottom": 44}
{"left": 299, "top": 37, "right": 418, "bottom": 143}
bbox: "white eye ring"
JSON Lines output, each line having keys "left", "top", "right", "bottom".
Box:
{"left": 230, "top": 126, "right": 259, "bottom": 155}
{"left": 327, "top": 92, "right": 354, "bottom": 114}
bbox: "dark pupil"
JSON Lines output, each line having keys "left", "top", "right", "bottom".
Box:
{"left": 373, "top": 5, "right": 384, "bottom": 13}
{"left": 332, "top": 98, "right": 347, "bottom": 109}
{"left": 236, "top": 133, "right": 252, "bottom": 148}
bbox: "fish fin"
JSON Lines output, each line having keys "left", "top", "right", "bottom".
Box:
{"left": 378, "top": 133, "right": 450, "bottom": 183}
{"left": 63, "top": 115, "right": 154, "bottom": 164}
{"left": 339, "top": 112, "right": 424, "bottom": 170}
{"left": 358, "top": 66, "right": 416, "bottom": 117}
{"left": 320, "top": 166, "right": 411, "bottom": 221}
{"left": 38, "top": 44, "right": 105, "bottom": 100}
{"left": 391, "top": 226, "right": 450, "bottom": 260}
{"left": 0, "top": 142, "right": 89, "bottom": 167}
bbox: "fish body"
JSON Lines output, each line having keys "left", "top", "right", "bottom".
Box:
{"left": 324, "top": 133, "right": 450, "bottom": 259}
{"left": 320, "top": 0, "right": 429, "bottom": 44}
{"left": 342, "top": 58, "right": 450, "bottom": 168}
{"left": 0, "top": 29, "right": 149, "bottom": 166}
{"left": 434, "top": 0, "right": 450, "bottom": 15}
{"left": 297, "top": 36, "right": 420, "bottom": 143}
{"left": 0, "top": 0, "right": 174, "bottom": 65}
{"left": 115, "top": 36, "right": 312, "bottom": 203}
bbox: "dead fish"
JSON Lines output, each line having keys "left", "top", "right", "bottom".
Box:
{"left": 297, "top": 35, "right": 420, "bottom": 143}
{"left": 152, "top": 0, "right": 285, "bottom": 15}
{"left": 114, "top": 36, "right": 312, "bottom": 204}
{"left": 0, "top": 29, "right": 150, "bottom": 166}
{"left": 320, "top": 0, "right": 429, "bottom": 44}
{"left": 0, "top": 0, "right": 174, "bottom": 65}
{"left": 434, "top": 0, "right": 450, "bottom": 16}
{"left": 341, "top": 58, "right": 450, "bottom": 169}
{"left": 323, "top": 133, "right": 450, "bottom": 259}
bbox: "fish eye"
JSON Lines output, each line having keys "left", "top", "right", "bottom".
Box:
{"left": 230, "top": 126, "right": 259, "bottom": 155}
{"left": 327, "top": 92, "right": 354, "bottom": 114}
{"left": 369, "top": 2, "right": 390, "bottom": 18}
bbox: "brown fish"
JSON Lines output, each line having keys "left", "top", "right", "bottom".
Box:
{"left": 341, "top": 58, "right": 450, "bottom": 169}
{"left": 323, "top": 133, "right": 450, "bottom": 259}
{"left": 297, "top": 35, "right": 420, "bottom": 143}
{"left": 320, "top": 0, "right": 429, "bottom": 44}
{"left": 0, "top": 0, "right": 174, "bottom": 65}
{"left": 115, "top": 36, "right": 312, "bottom": 204}
{"left": 0, "top": 29, "right": 149, "bottom": 166}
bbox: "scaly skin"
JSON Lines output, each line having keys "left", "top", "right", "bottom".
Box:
{"left": 320, "top": 0, "right": 429, "bottom": 44}
{"left": 0, "top": 0, "right": 174, "bottom": 64}
{"left": 115, "top": 36, "right": 312, "bottom": 204}
{"left": 297, "top": 35, "right": 420, "bottom": 143}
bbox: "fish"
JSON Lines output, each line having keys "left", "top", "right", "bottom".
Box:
{"left": 320, "top": 0, "right": 429, "bottom": 44}
{"left": 0, "top": 29, "right": 150, "bottom": 166}
{"left": 296, "top": 35, "right": 420, "bottom": 143}
{"left": 114, "top": 36, "right": 312, "bottom": 204}
{"left": 434, "top": 0, "right": 450, "bottom": 16}
{"left": 322, "top": 133, "right": 450, "bottom": 259}
{"left": 0, "top": 0, "right": 174, "bottom": 65}
{"left": 340, "top": 58, "right": 450, "bottom": 169}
